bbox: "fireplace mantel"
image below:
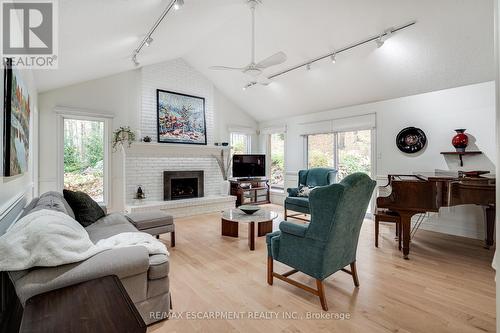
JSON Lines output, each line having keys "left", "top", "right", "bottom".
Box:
{"left": 122, "top": 142, "right": 231, "bottom": 158}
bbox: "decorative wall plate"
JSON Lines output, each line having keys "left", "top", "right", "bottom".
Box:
{"left": 396, "top": 127, "right": 427, "bottom": 154}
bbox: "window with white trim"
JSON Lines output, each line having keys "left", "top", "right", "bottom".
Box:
{"left": 60, "top": 115, "right": 110, "bottom": 204}
{"left": 269, "top": 133, "right": 285, "bottom": 191}
{"left": 230, "top": 132, "right": 251, "bottom": 155}
{"left": 306, "top": 129, "right": 373, "bottom": 180}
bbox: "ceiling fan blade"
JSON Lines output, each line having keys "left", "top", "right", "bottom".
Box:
{"left": 209, "top": 66, "right": 245, "bottom": 71}
{"left": 255, "top": 52, "right": 287, "bottom": 69}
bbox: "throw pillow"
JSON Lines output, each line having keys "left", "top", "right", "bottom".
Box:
{"left": 63, "top": 190, "right": 105, "bottom": 227}
{"left": 297, "top": 185, "right": 316, "bottom": 197}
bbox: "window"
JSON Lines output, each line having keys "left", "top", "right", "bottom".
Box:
{"left": 62, "top": 117, "right": 108, "bottom": 203}
{"left": 337, "top": 130, "right": 371, "bottom": 180}
{"left": 269, "top": 133, "right": 285, "bottom": 191}
{"left": 230, "top": 133, "right": 251, "bottom": 155}
{"left": 306, "top": 130, "right": 372, "bottom": 180}
{"left": 307, "top": 133, "right": 334, "bottom": 168}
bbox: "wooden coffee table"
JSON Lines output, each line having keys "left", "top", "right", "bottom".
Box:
{"left": 221, "top": 208, "right": 278, "bottom": 250}
{"left": 20, "top": 275, "right": 146, "bottom": 333}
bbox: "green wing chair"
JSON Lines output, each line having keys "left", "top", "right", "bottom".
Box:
{"left": 284, "top": 168, "right": 337, "bottom": 221}
{"left": 267, "top": 173, "right": 376, "bottom": 310}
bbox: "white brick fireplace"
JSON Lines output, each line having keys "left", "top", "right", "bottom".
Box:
{"left": 123, "top": 143, "right": 235, "bottom": 217}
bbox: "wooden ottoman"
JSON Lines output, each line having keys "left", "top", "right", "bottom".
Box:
{"left": 126, "top": 211, "right": 175, "bottom": 247}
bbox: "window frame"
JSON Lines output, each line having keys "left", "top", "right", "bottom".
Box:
{"left": 230, "top": 132, "right": 252, "bottom": 155}
{"left": 56, "top": 109, "right": 112, "bottom": 206}
{"left": 267, "top": 132, "right": 286, "bottom": 192}
{"left": 304, "top": 129, "right": 375, "bottom": 179}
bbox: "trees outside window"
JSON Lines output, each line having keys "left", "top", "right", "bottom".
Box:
{"left": 307, "top": 133, "right": 334, "bottom": 168}
{"left": 230, "top": 133, "right": 251, "bottom": 155}
{"left": 306, "top": 130, "right": 372, "bottom": 180}
{"left": 63, "top": 118, "right": 105, "bottom": 202}
{"left": 269, "top": 133, "right": 285, "bottom": 191}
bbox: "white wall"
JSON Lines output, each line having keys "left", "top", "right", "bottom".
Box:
{"left": 259, "top": 81, "right": 496, "bottom": 239}
{"left": 0, "top": 68, "right": 38, "bottom": 231}
{"left": 38, "top": 58, "right": 258, "bottom": 211}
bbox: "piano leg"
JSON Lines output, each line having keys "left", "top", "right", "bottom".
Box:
{"left": 400, "top": 212, "right": 413, "bottom": 260}
{"left": 484, "top": 205, "right": 495, "bottom": 249}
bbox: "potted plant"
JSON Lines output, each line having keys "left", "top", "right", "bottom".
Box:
{"left": 112, "top": 126, "right": 136, "bottom": 151}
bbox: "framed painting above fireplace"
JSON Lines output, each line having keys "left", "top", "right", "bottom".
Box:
{"left": 157, "top": 89, "right": 207, "bottom": 145}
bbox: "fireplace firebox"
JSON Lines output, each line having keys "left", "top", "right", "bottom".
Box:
{"left": 164, "top": 171, "right": 204, "bottom": 201}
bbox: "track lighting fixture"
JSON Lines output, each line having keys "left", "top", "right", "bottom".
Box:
{"left": 131, "top": 0, "right": 183, "bottom": 66}
{"left": 243, "top": 81, "right": 257, "bottom": 90}
{"left": 174, "top": 0, "right": 184, "bottom": 10}
{"left": 132, "top": 54, "right": 140, "bottom": 66}
{"left": 268, "top": 21, "right": 416, "bottom": 81}
{"left": 376, "top": 28, "right": 393, "bottom": 48}
{"left": 243, "top": 80, "right": 271, "bottom": 90}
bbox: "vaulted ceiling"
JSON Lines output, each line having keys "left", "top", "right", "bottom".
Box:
{"left": 34, "top": 0, "right": 495, "bottom": 122}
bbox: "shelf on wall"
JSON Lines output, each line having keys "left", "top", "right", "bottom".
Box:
{"left": 122, "top": 142, "right": 231, "bottom": 158}
{"left": 440, "top": 151, "right": 482, "bottom": 167}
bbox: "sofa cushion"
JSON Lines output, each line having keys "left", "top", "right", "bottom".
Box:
{"left": 12, "top": 246, "right": 150, "bottom": 305}
{"left": 147, "top": 276, "right": 169, "bottom": 299}
{"left": 285, "top": 196, "right": 310, "bottom": 208}
{"left": 63, "top": 190, "right": 105, "bottom": 227}
{"left": 85, "top": 213, "right": 138, "bottom": 243}
{"left": 30, "top": 192, "right": 69, "bottom": 216}
{"left": 148, "top": 254, "right": 169, "bottom": 280}
{"left": 126, "top": 211, "right": 174, "bottom": 230}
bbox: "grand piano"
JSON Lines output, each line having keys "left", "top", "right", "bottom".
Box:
{"left": 377, "top": 171, "right": 496, "bottom": 259}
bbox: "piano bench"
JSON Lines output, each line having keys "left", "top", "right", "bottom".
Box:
{"left": 374, "top": 209, "right": 401, "bottom": 250}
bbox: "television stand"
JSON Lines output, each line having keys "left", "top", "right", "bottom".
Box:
{"left": 230, "top": 178, "right": 270, "bottom": 207}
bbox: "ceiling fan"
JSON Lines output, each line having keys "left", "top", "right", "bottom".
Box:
{"left": 210, "top": 0, "right": 287, "bottom": 88}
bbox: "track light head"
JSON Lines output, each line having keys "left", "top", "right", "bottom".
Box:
{"left": 376, "top": 28, "right": 394, "bottom": 48}
{"left": 173, "top": 0, "right": 184, "bottom": 10}
{"left": 243, "top": 81, "right": 262, "bottom": 90}
{"left": 132, "top": 54, "right": 140, "bottom": 66}
{"left": 145, "top": 36, "right": 153, "bottom": 47}
{"left": 330, "top": 53, "right": 336, "bottom": 64}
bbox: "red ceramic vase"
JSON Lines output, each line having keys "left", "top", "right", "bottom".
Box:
{"left": 452, "top": 129, "right": 468, "bottom": 152}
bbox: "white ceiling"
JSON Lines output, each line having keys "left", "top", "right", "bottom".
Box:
{"left": 35, "top": 0, "right": 495, "bottom": 122}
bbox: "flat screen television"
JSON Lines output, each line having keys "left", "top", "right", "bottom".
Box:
{"left": 232, "top": 154, "right": 266, "bottom": 178}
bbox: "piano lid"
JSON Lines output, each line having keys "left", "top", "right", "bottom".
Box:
{"left": 413, "top": 170, "right": 495, "bottom": 181}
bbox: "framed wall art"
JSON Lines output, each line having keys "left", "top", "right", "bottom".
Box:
{"left": 157, "top": 89, "right": 207, "bottom": 145}
{"left": 3, "top": 60, "right": 31, "bottom": 177}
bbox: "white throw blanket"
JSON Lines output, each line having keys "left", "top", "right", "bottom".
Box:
{"left": 0, "top": 209, "right": 169, "bottom": 271}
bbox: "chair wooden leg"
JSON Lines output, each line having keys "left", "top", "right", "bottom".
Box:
{"left": 397, "top": 223, "right": 402, "bottom": 251}
{"left": 156, "top": 235, "right": 159, "bottom": 239}
{"left": 395, "top": 222, "right": 399, "bottom": 238}
{"left": 350, "top": 262, "right": 360, "bottom": 287}
{"left": 267, "top": 257, "right": 273, "bottom": 285}
{"left": 316, "top": 279, "right": 328, "bottom": 311}
{"left": 170, "top": 231, "right": 175, "bottom": 247}
{"left": 374, "top": 219, "right": 379, "bottom": 248}
{"left": 284, "top": 207, "right": 288, "bottom": 221}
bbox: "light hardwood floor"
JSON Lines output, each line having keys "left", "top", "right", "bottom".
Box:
{"left": 150, "top": 205, "right": 495, "bottom": 333}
